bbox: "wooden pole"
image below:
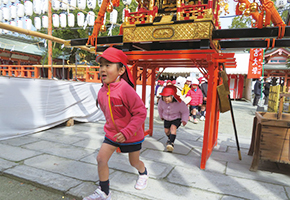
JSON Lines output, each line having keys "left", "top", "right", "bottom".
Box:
{"left": 48, "top": 0, "right": 52, "bottom": 79}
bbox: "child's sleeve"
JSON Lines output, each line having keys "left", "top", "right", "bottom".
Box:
{"left": 120, "top": 87, "right": 147, "bottom": 140}
{"left": 180, "top": 101, "right": 189, "bottom": 123}
{"left": 157, "top": 100, "right": 163, "bottom": 119}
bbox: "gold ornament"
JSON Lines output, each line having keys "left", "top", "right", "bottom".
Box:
{"left": 249, "top": 3, "right": 258, "bottom": 12}
{"left": 239, "top": 3, "right": 246, "bottom": 11}
{"left": 100, "top": 24, "right": 107, "bottom": 32}
{"left": 244, "top": 8, "right": 251, "bottom": 17}
{"left": 107, "top": 3, "right": 113, "bottom": 13}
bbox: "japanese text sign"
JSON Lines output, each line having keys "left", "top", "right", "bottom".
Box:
{"left": 248, "top": 48, "right": 264, "bottom": 79}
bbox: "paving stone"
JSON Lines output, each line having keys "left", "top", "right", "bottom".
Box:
{"left": 285, "top": 186, "right": 290, "bottom": 198}
{"left": 0, "top": 158, "right": 18, "bottom": 172}
{"left": 4, "top": 165, "right": 82, "bottom": 192}
{"left": 0, "top": 143, "right": 42, "bottom": 162}
{"left": 226, "top": 162, "right": 290, "bottom": 187}
{"left": 23, "top": 140, "right": 94, "bottom": 160}
{"left": 0, "top": 135, "right": 40, "bottom": 146}
{"left": 30, "top": 131, "right": 85, "bottom": 144}
{"left": 167, "top": 165, "right": 288, "bottom": 200}
{"left": 221, "top": 196, "right": 247, "bottom": 200}
{"left": 24, "top": 154, "right": 100, "bottom": 181}
{"left": 109, "top": 171, "right": 222, "bottom": 200}
{"left": 158, "top": 136, "right": 193, "bottom": 155}
{"left": 210, "top": 150, "right": 253, "bottom": 164}
{"left": 72, "top": 137, "right": 104, "bottom": 150}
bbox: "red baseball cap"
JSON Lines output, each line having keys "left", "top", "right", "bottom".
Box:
{"left": 159, "top": 85, "right": 181, "bottom": 102}
{"left": 96, "top": 47, "right": 134, "bottom": 87}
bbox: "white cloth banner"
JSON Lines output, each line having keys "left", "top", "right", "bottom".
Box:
{"left": 0, "top": 77, "right": 105, "bottom": 140}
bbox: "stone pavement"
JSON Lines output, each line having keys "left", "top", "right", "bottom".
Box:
{"left": 1, "top": 100, "right": 290, "bottom": 200}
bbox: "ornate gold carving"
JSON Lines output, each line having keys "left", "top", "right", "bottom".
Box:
{"left": 123, "top": 21, "right": 213, "bottom": 43}
{"left": 153, "top": 27, "right": 174, "bottom": 39}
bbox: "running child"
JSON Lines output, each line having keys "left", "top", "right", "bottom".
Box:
{"left": 158, "top": 85, "right": 189, "bottom": 152}
{"left": 83, "top": 47, "right": 148, "bottom": 200}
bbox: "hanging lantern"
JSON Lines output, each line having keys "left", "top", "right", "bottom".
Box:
{"left": 60, "top": 0, "right": 68, "bottom": 10}
{"left": 0, "top": 29, "right": 2, "bottom": 35}
{"left": 52, "top": 0, "right": 60, "bottom": 10}
{"left": 68, "top": 13, "right": 75, "bottom": 27}
{"left": 87, "top": 11, "right": 95, "bottom": 26}
{"left": 3, "top": 7, "right": 10, "bottom": 21}
{"left": 17, "top": 19, "right": 23, "bottom": 28}
{"left": 68, "top": 0, "right": 76, "bottom": 10}
{"left": 77, "top": 12, "right": 84, "bottom": 26}
{"left": 52, "top": 13, "right": 59, "bottom": 27}
{"left": 10, "top": 5, "right": 17, "bottom": 19}
{"left": 87, "top": 0, "right": 96, "bottom": 9}
{"left": 10, "top": 0, "right": 16, "bottom": 3}
{"left": 276, "top": 0, "right": 287, "bottom": 9}
{"left": 17, "top": 3, "right": 25, "bottom": 18}
{"left": 3, "top": 21, "right": 9, "bottom": 33}
{"left": 122, "top": 0, "right": 131, "bottom": 5}
{"left": 98, "top": 0, "right": 102, "bottom": 7}
{"left": 110, "top": 9, "right": 117, "bottom": 24}
{"left": 77, "top": 0, "right": 86, "bottom": 10}
{"left": 33, "top": 0, "right": 42, "bottom": 15}
{"left": 24, "top": 0, "right": 33, "bottom": 16}
{"left": 3, "top": 0, "right": 9, "bottom": 5}
{"left": 42, "top": 0, "right": 48, "bottom": 13}
{"left": 26, "top": 18, "right": 32, "bottom": 30}
{"left": 34, "top": 16, "right": 41, "bottom": 30}
{"left": 107, "top": 3, "right": 113, "bottom": 12}
{"left": 59, "top": 13, "right": 67, "bottom": 28}
{"left": 0, "top": 10, "right": 2, "bottom": 22}
{"left": 42, "top": 15, "right": 48, "bottom": 28}
{"left": 10, "top": 20, "right": 16, "bottom": 27}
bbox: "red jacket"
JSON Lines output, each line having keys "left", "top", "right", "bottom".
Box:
{"left": 97, "top": 79, "right": 147, "bottom": 144}
{"left": 186, "top": 87, "right": 203, "bottom": 106}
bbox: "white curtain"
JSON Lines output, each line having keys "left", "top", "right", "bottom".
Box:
{"left": 0, "top": 77, "right": 105, "bottom": 140}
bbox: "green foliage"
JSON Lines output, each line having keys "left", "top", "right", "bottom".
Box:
{"left": 38, "top": 2, "right": 137, "bottom": 64}
{"left": 229, "top": 16, "right": 252, "bottom": 29}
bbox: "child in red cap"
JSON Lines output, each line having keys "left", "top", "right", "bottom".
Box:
{"left": 83, "top": 47, "right": 148, "bottom": 200}
{"left": 157, "top": 85, "right": 189, "bottom": 152}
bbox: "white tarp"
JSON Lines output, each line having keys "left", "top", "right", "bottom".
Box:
{"left": 0, "top": 77, "right": 105, "bottom": 140}
{"left": 0, "top": 77, "right": 152, "bottom": 141}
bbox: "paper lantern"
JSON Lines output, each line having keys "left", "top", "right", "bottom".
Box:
{"left": 52, "top": 0, "right": 60, "bottom": 10}
{"left": 87, "top": 11, "right": 95, "bottom": 26}
{"left": 17, "top": 19, "right": 23, "bottom": 28}
{"left": 34, "top": 16, "right": 41, "bottom": 30}
{"left": 68, "top": 13, "right": 75, "bottom": 27}
{"left": 3, "top": 0, "right": 9, "bottom": 5}
{"left": 0, "top": 29, "right": 2, "bottom": 35}
{"left": 24, "top": 0, "right": 33, "bottom": 16}
{"left": 122, "top": 8, "right": 130, "bottom": 22}
{"left": 60, "top": 0, "right": 68, "bottom": 10}
{"left": 59, "top": 13, "right": 67, "bottom": 28}
{"left": 42, "top": 15, "right": 48, "bottom": 28}
{"left": 68, "top": 0, "right": 76, "bottom": 10}
{"left": 2, "top": 7, "right": 10, "bottom": 21}
{"left": 42, "top": 0, "right": 48, "bottom": 13}
{"left": 26, "top": 18, "right": 32, "bottom": 30}
{"left": 77, "top": 0, "right": 86, "bottom": 9}
{"left": 87, "top": 0, "right": 96, "bottom": 9}
{"left": 97, "top": 0, "right": 102, "bottom": 7}
{"left": 10, "top": 0, "right": 16, "bottom": 3}
{"left": 3, "top": 22, "right": 9, "bottom": 33}
{"left": 33, "top": 0, "right": 42, "bottom": 15}
{"left": 110, "top": 9, "right": 117, "bottom": 24}
{"left": 10, "top": 5, "right": 17, "bottom": 19}
{"left": 52, "top": 13, "right": 59, "bottom": 27}
{"left": 0, "top": 10, "right": 2, "bottom": 22}
{"left": 10, "top": 20, "right": 16, "bottom": 27}
{"left": 122, "top": 0, "right": 131, "bottom": 5}
{"left": 17, "top": 3, "right": 25, "bottom": 18}
{"left": 276, "top": 0, "right": 287, "bottom": 8}
{"left": 77, "top": 11, "right": 84, "bottom": 26}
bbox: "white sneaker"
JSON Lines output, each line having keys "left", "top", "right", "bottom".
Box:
{"left": 200, "top": 116, "right": 205, "bottom": 121}
{"left": 135, "top": 174, "right": 149, "bottom": 190}
{"left": 83, "top": 187, "right": 111, "bottom": 200}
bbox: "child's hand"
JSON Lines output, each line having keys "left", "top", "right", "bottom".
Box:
{"left": 161, "top": 118, "right": 164, "bottom": 121}
{"left": 198, "top": 104, "right": 202, "bottom": 106}
{"left": 182, "top": 121, "right": 187, "bottom": 126}
{"left": 114, "top": 132, "right": 126, "bottom": 143}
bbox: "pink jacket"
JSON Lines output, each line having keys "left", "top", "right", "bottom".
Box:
{"left": 97, "top": 79, "right": 147, "bottom": 144}
{"left": 186, "top": 88, "right": 203, "bottom": 106}
{"left": 158, "top": 99, "right": 189, "bottom": 123}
